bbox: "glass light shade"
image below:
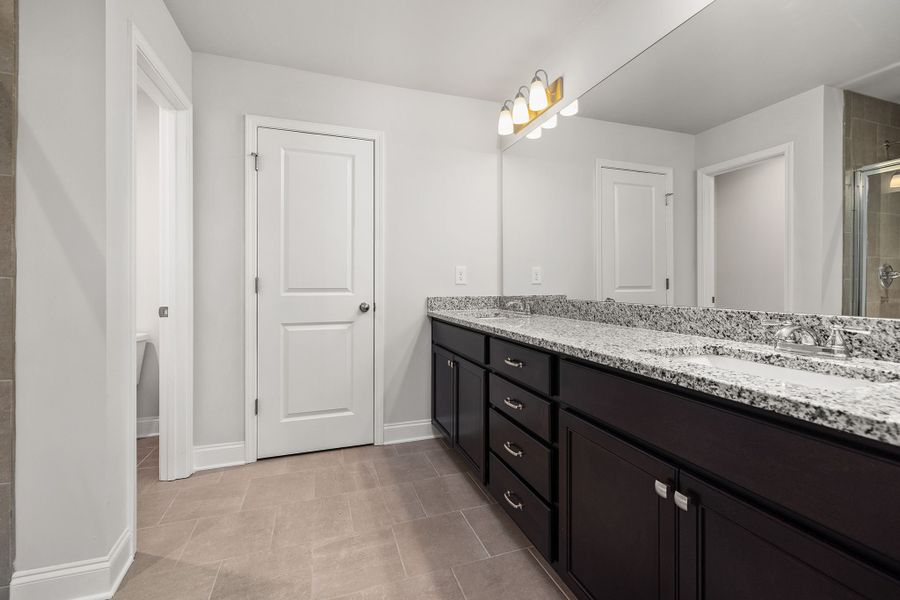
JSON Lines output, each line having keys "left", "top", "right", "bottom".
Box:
{"left": 560, "top": 99, "right": 579, "bottom": 116}
{"left": 892, "top": 172, "right": 900, "bottom": 189}
{"left": 526, "top": 127, "right": 542, "bottom": 140}
{"left": 497, "top": 106, "right": 514, "bottom": 135}
{"left": 529, "top": 76, "right": 549, "bottom": 111}
{"left": 512, "top": 93, "right": 530, "bottom": 124}
{"left": 542, "top": 114, "right": 558, "bottom": 129}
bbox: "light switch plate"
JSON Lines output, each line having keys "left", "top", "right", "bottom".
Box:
{"left": 531, "top": 266, "right": 543, "bottom": 284}
{"left": 455, "top": 266, "right": 468, "bottom": 285}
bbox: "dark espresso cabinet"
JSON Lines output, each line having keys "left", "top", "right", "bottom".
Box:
{"left": 431, "top": 318, "right": 900, "bottom": 599}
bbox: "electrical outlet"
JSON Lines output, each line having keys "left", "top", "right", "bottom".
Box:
{"left": 531, "top": 266, "right": 543, "bottom": 284}
{"left": 455, "top": 266, "right": 468, "bottom": 285}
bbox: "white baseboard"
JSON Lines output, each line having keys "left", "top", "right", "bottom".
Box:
{"left": 10, "top": 528, "right": 133, "bottom": 600}
{"left": 193, "top": 441, "right": 247, "bottom": 471}
{"left": 136, "top": 417, "right": 159, "bottom": 438}
{"left": 382, "top": 419, "right": 438, "bottom": 444}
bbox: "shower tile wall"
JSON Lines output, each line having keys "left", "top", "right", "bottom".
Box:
{"left": 843, "top": 91, "right": 900, "bottom": 317}
{"left": 0, "top": 0, "right": 14, "bottom": 595}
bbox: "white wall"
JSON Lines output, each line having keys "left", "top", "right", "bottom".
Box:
{"left": 135, "top": 92, "right": 160, "bottom": 422}
{"left": 192, "top": 53, "right": 499, "bottom": 445}
{"left": 714, "top": 157, "right": 786, "bottom": 312}
{"left": 15, "top": 0, "right": 191, "bottom": 587}
{"left": 502, "top": 116, "right": 696, "bottom": 305}
{"left": 695, "top": 85, "right": 844, "bottom": 314}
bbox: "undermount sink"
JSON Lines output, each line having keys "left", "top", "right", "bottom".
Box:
{"left": 473, "top": 311, "right": 529, "bottom": 323}
{"left": 670, "top": 354, "right": 883, "bottom": 390}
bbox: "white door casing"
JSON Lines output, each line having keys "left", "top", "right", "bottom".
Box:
{"left": 596, "top": 163, "right": 673, "bottom": 305}
{"left": 255, "top": 126, "right": 376, "bottom": 458}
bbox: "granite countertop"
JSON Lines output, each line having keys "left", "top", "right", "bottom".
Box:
{"left": 428, "top": 309, "right": 900, "bottom": 447}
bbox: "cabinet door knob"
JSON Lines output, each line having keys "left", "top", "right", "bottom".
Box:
{"left": 674, "top": 491, "right": 691, "bottom": 512}
{"left": 503, "top": 357, "right": 525, "bottom": 368}
{"left": 654, "top": 480, "right": 669, "bottom": 499}
{"left": 503, "top": 491, "right": 523, "bottom": 510}
{"left": 503, "top": 397, "right": 524, "bottom": 411}
{"left": 503, "top": 441, "right": 523, "bottom": 458}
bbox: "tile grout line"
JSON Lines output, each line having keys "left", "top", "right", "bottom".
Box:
{"left": 450, "top": 565, "right": 470, "bottom": 600}
{"left": 175, "top": 519, "right": 201, "bottom": 565}
{"left": 205, "top": 560, "right": 224, "bottom": 600}
{"left": 458, "top": 509, "right": 491, "bottom": 558}
{"left": 389, "top": 526, "right": 410, "bottom": 579}
{"left": 528, "top": 546, "right": 574, "bottom": 600}
{"left": 155, "top": 489, "right": 183, "bottom": 525}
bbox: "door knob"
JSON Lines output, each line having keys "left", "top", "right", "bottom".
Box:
{"left": 359, "top": 302, "right": 371, "bottom": 313}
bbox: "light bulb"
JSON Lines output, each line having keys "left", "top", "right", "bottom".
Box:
{"left": 526, "top": 127, "right": 542, "bottom": 140}
{"left": 498, "top": 105, "right": 514, "bottom": 136}
{"left": 892, "top": 172, "right": 900, "bottom": 189}
{"left": 512, "top": 92, "right": 530, "bottom": 124}
{"left": 560, "top": 99, "right": 579, "bottom": 116}
{"left": 529, "top": 75, "right": 549, "bottom": 111}
{"left": 542, "top": 114, "right": 558, "bottom": 129}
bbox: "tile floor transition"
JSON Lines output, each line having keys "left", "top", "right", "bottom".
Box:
{"left": 122, "top": 436, "right": 575, "bottom": 599}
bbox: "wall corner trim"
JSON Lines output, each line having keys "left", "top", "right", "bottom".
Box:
{"left": 383, "top": 420, "right": 439, "bottom": 445}
{"left": 9, "top": 528, "right": 133, "bottom": 600}
{"left": 193, "top": 442, "right": 247, "bottom": 472}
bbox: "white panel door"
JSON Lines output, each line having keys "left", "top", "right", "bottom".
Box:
{"left": 599, "top": 168, "right": 669, "bottom": 305}
{"left": 257, "top": 127, "right": 375, "bottom": 458}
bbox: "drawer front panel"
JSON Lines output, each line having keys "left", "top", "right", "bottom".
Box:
{"left": 489, "top": 374, "right": 553, "bottom": 442}
{"left": 432, "top": 321, "right": 487, "bottom": 364}
{"left": 488, "top": 453, "right": 553, "bottom": 560}
{"left": 560, "top": 359, "right": 900, "bottom": 566}
{"left": 490, "top": 338, "right": 552, "bottom": 394}
{"left": 489, "top": 409, "right": 553, "bottom": 500}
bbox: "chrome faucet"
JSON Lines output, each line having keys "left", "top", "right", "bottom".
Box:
{"left": 765, "top": 320, "right": 870, "bottom": 359}
{"left": 503, "top": 299, "right": 532, "bottom": 315}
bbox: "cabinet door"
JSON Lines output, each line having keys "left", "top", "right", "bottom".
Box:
{"left": 455, "top": 356, "right": 486, "bottom": 476}
{"left": 432, "top": 345, "right": 455, "bottom": 443}
{"left": 559, "top": 410, "right": 677, "bottom": 600}
{"left": 678, "top": 473, "right": 900, "bottom": 600}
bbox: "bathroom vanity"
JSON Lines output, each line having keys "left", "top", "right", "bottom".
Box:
{"left": 429, "top": 306, "right": 900, "bottom": 599}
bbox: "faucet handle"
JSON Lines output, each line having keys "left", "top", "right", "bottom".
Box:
{"left": 832, "top": 325, "right": 871, "bottom": 336}
{"left": 762, "top": 319, "right": 793, "bottom": 327}
{"left": 822, "top": 325, "right": 871, "bottom": 358}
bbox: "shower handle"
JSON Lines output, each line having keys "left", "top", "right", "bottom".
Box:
{"left": 878, "top": 264, "right": 900, "bottom": 289}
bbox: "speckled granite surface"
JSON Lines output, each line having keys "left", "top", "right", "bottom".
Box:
{"left": 427, "top": 307, "right": 900, "bottom": 447}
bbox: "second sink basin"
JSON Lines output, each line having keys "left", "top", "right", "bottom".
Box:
{"left": 670, "top": 354, "right": 883, "bottom": 390}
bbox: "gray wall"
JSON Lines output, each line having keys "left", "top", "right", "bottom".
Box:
{"left": 0, "top": 0, "right": 14, "bottom": 594}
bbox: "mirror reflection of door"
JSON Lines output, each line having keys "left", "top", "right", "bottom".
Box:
{"left": 713, "top": 156, "right": 786, "bottom": 312}
{"left": 856, "top": 160, "right": 900, "bottom": 318}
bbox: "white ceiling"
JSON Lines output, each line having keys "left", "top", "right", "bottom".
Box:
{"left": 578, "top": 0, "right": 900, "bottom": 134}
{"left": 163, "top": 0, "right": 607, "bottom": 102}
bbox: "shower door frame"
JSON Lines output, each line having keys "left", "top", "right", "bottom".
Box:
{"left": 852, "top": 158, "right": 900, "bottom": 315}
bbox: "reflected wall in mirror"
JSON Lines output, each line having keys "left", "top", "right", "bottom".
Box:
{"left": 501, "top": 0, "right": 900, "bottom": 317}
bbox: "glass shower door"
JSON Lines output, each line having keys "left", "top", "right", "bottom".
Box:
{"left": 854, "top": 159, "right": 900, "bottom": 317}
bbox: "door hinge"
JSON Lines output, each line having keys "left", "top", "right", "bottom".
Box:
{"left": 665, "top": 192, "right": 674, "bottom": 206}
{"left": 254, "top": 398, "right": 259, "bottom": 415}
{"left": 712, "top": 296, "right": 716, "bottom": 304}
{"left": 251, "top": 152, "right": 259, "bottom": 171}
{"left": 158, "top": 306, "right": 169, "bottom": 318}
{"left": 254, "top": 277, "right": 260, "bottom": 294}
{"left": 665, "top": 278, "right": 670, "bottom": 290}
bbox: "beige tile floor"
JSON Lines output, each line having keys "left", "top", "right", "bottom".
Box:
{"left": 122, "top": 436, "right": 575, "bottom": 599}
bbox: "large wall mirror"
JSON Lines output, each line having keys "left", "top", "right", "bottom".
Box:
{"left": 501, "top": 0, "right": 900, "bottom": 318}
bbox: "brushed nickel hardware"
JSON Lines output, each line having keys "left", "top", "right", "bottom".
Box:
{"left": 674, "top": 491, "right": 690, "bottom": 512}
{"left": 771, "top": 323, "right": 819, "bottom": 354}
{"left": 820, "top": 325, "right": 871, "bottom": 359}
{"left": 447, "top": 359, "right": 452, "bottom": 367}
{"left": 254, "top": 398, "right": 258, "bottom": 415}
{"left": 503, "top": 491, "right": 523, "bottom": 510}
{"left": 254, "top": 277, "right": 260, "bottom": 294}
{"left": 158, "top": 306, "right": 169, "bottom": 318}
{"left": 251, "top": 152, "right": 259, "bottom": 171}
{"left": 359, "top": 302, "right": 371, "bottom": 313}
{"left": 879, "top": 264, "right": 900, "bottom": 289}
{"left": 503, "top": 397, "right": 524, "bottom": 410}
{"left": 503, "top": 441, "right": 524, "bottom": 458}
{"left": 654, "top": 480, "right": 669, "bottom": 500}
{"left": 503, "top": 300, "right": 532, "bottom": 315}
{"left": 765, "top": 319, "right": 872, "bottom": 359}
{"left": 503, "top": 357, "right": 525, "bottom": 368}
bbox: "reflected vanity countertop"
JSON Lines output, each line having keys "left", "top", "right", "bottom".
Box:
{"left": 428, "top": 309, "right": 900, "bottom": 447}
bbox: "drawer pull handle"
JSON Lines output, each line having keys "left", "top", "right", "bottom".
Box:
{"left": 503, "top": 491, "right": 523, "bottom": 510}
{"left": 654, "top": 480, "right": 669, "bottom": 499}
{"left": 503, "top": 357, "right": 525, "bottom": 368}
{"left": 503, "top": 441, "right": 523, "bottom": 458}
{"left": 503, "top": 397, "right": 524, "bottom": 411}
{"left": 674, "top": 491, "right": 691, "bottom": 512}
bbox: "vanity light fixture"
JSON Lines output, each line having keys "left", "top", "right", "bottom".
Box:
{"left": 560, "top": 99, "right": 579, "bottom": 116}
{"left": 529, "top": 70, "right": 550, "bottom": 111}
{"left": 512, "top": 87, "right": 531, "bottom": 124}
{"left": 526, "top": 127, "right": 542, "bottom": 140}
{"left": 497, "top": 70, "right": 564, "bottom": 136}
{"left": 498, "top": 101, "right": 514, "bottom": 135}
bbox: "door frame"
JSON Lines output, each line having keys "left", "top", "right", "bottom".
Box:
{"left": 129, "top": 22, "right": 194, "bottom": 493}
{"left": 243, "top": 115, "right": 386, "bottom": 464}
{"left": 595, "top": 160, "right": 675, "bottom": 306}
{"left": 696, "top": 143, "right": 794, "bottom": 310}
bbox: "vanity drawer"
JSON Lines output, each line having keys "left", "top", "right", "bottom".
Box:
{"left": 432, "top": 320, "right": 487, "bottom": 364}
{"left": 489, "top": 374, "right": 553, "bottom": 442}
{"left": 488, "top": 453, "right": 553, "bottom": 560}
{"left": 490, "top": 338, "right": 552, "bottom": 395}
{"left": 559, "top": 359, "right": 900, "bottom": 567}
{"left": 489, "top": 408, "right": 553, "bottom": 501}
